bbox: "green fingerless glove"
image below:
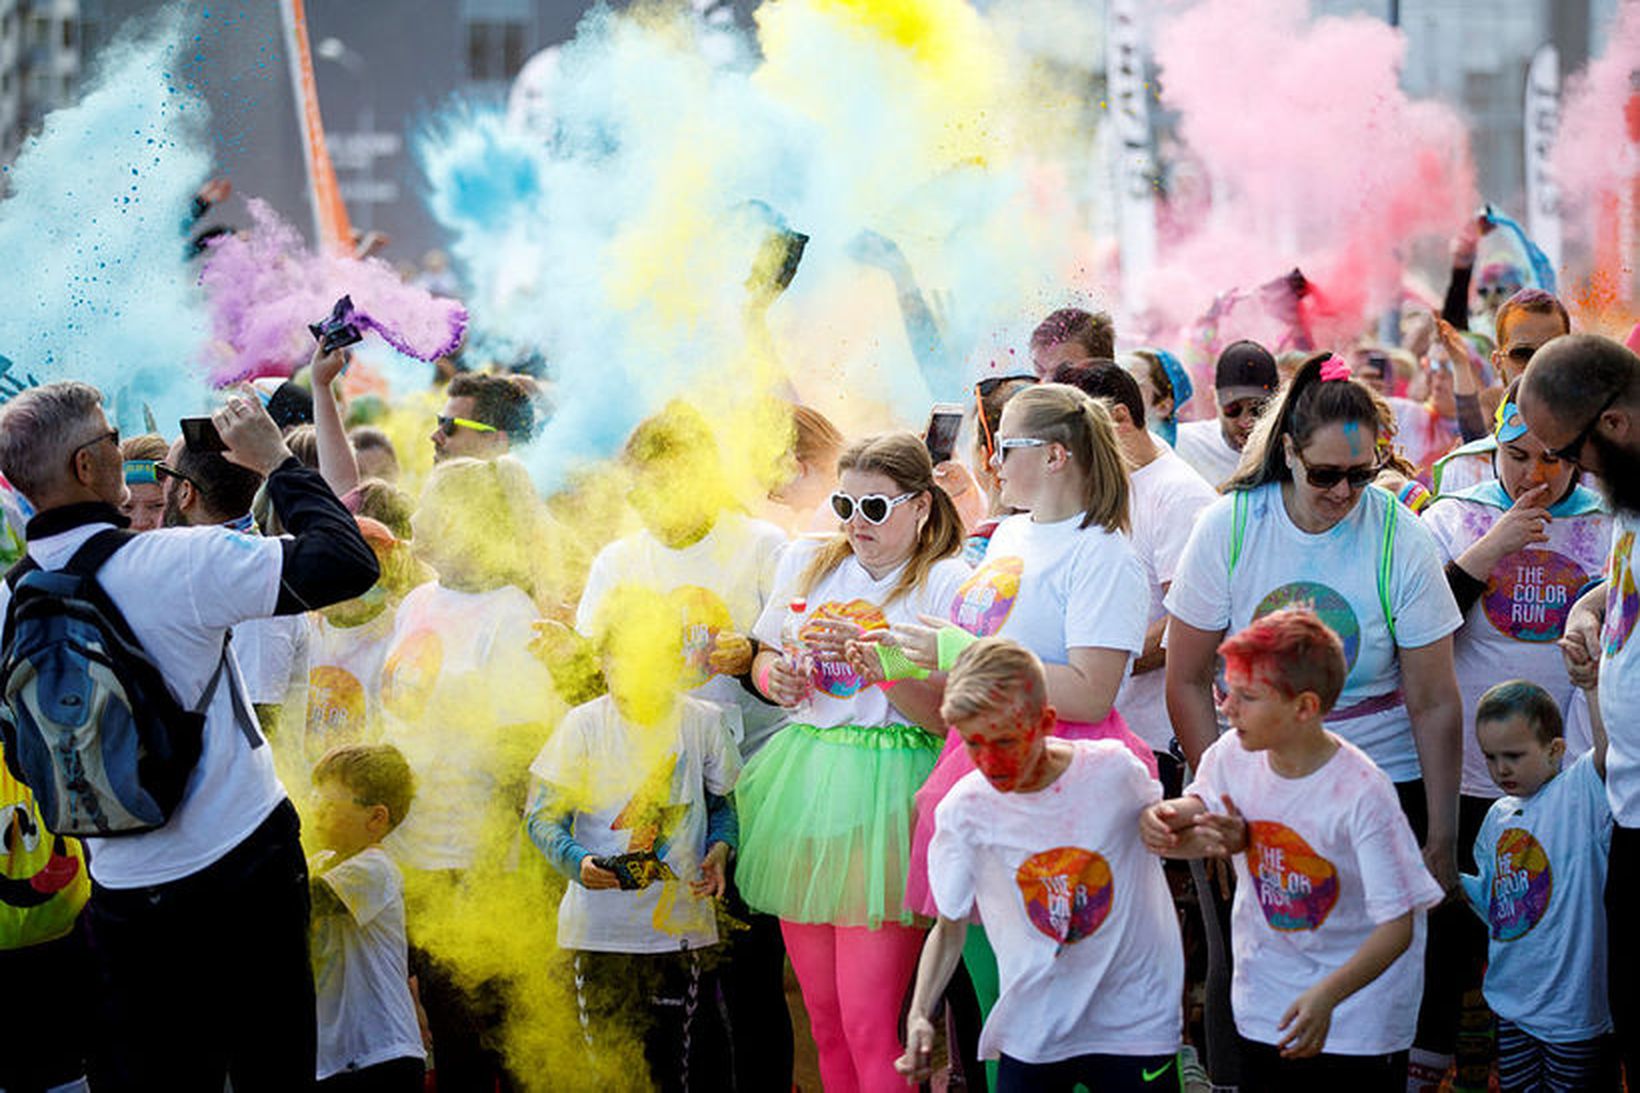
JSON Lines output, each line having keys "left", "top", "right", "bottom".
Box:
{"left": 936, "top": 626, "right": 979, "bottom": 673}
{"left": 875, "top": 643, "right": 930, "bottom": 682}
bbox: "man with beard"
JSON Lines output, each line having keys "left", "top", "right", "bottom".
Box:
{"left": 159, "top": 437, "right": 308, "bottom": 737}
{"left": 1519, "top": 332, "right": 1640, "bottom": 1085}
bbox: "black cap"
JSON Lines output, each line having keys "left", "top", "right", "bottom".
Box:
{"left": 1214, "top": 340, "right": 1279, "bottom": 402}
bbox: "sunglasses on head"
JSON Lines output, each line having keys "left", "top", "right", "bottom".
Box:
{"left": 1220, "top": 398, "right": 1266, "bottom": 420}
{"left": 976, "top": 373, "right": 1035, "bottom": 398}
{"left": 437, "top": 415, "right": 498, "bottom": 437}
{"left": 1294, "top": 450, "right": 1382, "bottom": 490}
{"left": 830, "top": 490, "right": 917, "bottom": 525}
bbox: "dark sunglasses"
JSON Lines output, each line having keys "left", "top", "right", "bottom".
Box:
{"left": 1295, "top": 451, "right": 1382, "bottom": 490}
{"left": 830, "top": 490, "right": 916, "bottom": 525}
{"left": 71, "top": 427, "right": 120, "bottom": 459}
{"left": 1547, "top": 388, "right": 1622, "bottom": 467}
{"left": 1220, "top": 398, "right": 1266, "bottom": 420}
{"left": 1503, "top": 344, "right": 1540, "bottom": 364}
{"left": 154, "top": 462, "right": 200, "bottom": 491}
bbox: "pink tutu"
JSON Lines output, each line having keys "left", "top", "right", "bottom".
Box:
{"left": 903, "top": 710, "right": 1157, "bottom": 919}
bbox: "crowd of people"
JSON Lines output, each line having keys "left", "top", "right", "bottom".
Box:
{"left": 1, "top": 234, "right": 1639, "bottom": 1093}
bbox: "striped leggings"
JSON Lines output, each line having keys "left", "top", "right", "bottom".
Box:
{"left": 1495, "top": 1019, "right": 1618, "bottom": 1092}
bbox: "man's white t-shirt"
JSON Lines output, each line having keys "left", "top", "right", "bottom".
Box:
{"left": 304, "top": 610, "right": 397, "bottom": 763}
{"left": 1422, "top": 483, "right": 1609, "bottom": 796}
{"left": 529, "top": 695, "right": 741, "bottom": 953}
{"left": 752, "top": 543, "right": 969, "bottom": 730}
{"left": 1173, "top": 418, "right": 1242, "bottom": 488}
{"left": 1116, "top": 447, "right": 1218, "bottom": 752}
{"left": 577, "top": 512, "right": 786, "bottom": 756}
{"left": 311, "top": 846, "right": 425, "bottom": 1079}
{"left": 236, "top": 612, "right": 309, "bottom": 706}
{"left": 1599, "top": 511, "right": 1640, "bottom": 824}
{"left": 1166, "top": 484, "right": 1463, "bottom": 781}
{"left": 0, "top": 521, "right": 287, "bottom": 887}
{"left": 930, "top": 740, "right": 1183, "bottom": 1063}
{"left": 945, "top": 512, "right": 1149, "bottom": 668}
{"left": 1460, "top": 751, "right": 1612, "bottom": 1042}
{"left": 1188, "top": 733, "right": 1445, "bottom": 1054}
{"left": 381, "top": 582, "right": 557, "bottom": 871}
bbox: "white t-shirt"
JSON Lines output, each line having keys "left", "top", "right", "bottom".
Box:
{"left": 529, "top": 695, "right": 741, "bottom": 953}
{"left": 1116, "top": 448, "right": 1218, "bottom": 752}
{"left": 0, "top": 520, "right": 287, "bottom": 887}
{"left": 236, "top": 612, "right": 309, "bottom": 706}
{"left": 1460, "top": 751, "right": 1612, "bottom": 1042}
{"left": 1599, "top": 511, "right": 1640, "bottom": 824}
{"left": 752, "top": 543, "right": 969, "bottom": 730}
{"left": 1432, "top": 438, "right": 1497, "bottom": 497}
{"left": 311, "top": 847, "right": 425, "bottom": 1079}
{"left": 304, "top": 610, "right": 396, "bottom": 763}
{"left": 1173, "top": 418, "right": 1242, "bottom": 488}
{"left": 945, "top": 512, "right": 1148, "bottom": 668}
{"left": 577, "top": 512, "right": 786, "bottom": 756}
{"left": 380, "top": 582, "right": 557, "bottom": 871}
{"left": 930, "top": 740, "right": 1182, "bottom": 1062}
{"left": 1166, "top": 484, "right": 1463, "bottom": 781}
{"left": 1422, "top": 483, "right": 1609, "bottom": 796}
{"left": 1187, "top": 733, "right": 1445, "bottom": 1054}
{"left": 1387, "top": 397, "right": 1459, "bottom": 474}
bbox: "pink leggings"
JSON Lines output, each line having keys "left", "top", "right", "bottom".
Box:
{"left": 780, "top": 920, "right": 925, "bottom": 1093}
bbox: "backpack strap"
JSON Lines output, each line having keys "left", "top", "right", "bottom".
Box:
{"left": 61, "top": 528, "right": 137, "bottom": 579}
{"left": 1375, "top": 487, "right": 1399, "bottom": 645}
{"left": 1229, "top": 490, "right": 1249, "bottom": 576}
{"left": 195, "top": 630, "right": 263, "bottom": 751}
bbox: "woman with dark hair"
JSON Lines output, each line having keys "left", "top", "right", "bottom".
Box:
{"left": 1164, "top": 353, "right": 1465, "bottom": 1086}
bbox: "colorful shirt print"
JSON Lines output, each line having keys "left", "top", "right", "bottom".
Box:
{"left": 674, "top": 585, "right": 734, "bottom": 689}
{"left": 950, "top": 554, "right": 1023, "bottom": 636}
{"left": 1488, "top": 827, "right": 1553, "bottom": 942}
{"left": 380, "top": 628, "right": 443, "bottom": 722}
{"left": 1604, "top": 531, "right": 1638, "bottom": 657}
{"left": 802, "top": 599, "right": 888, "bottom": 698}
{"left": 1482, "top": 550, "right": 1597, "bottom": 643}
{"left": 1015, "top": 845, "right": 1114, "bottom": 946}
{"left": 1246, "top": 820, "right": 1340, "bottom": 931}
{"left": 1254, "top": 582, "right": 1361, "bottom": 670}
{"left": 306, "top": 665, "right": 368, "bottom": 757}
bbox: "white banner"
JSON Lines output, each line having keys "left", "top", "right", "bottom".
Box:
{"left": 1106, "top": 0, "right": 1157, "bottom": 313}
{"left": 1524, "top": 44, "right": 1562, "bottom": 275}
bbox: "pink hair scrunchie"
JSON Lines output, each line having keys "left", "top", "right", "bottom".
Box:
{"left": 1319, "top": 355, "right": 1352, "bottom": 382}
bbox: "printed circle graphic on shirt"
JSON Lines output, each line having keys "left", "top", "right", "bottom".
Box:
{"left": 1482, "top": 549, "right": 1593, "bottom": 643}
{"left": 1254, "top": 583, "right": 1360, "bottom": 670}
{"left": 1245, "top": 820, "right": 1340, "bottom": 931}
{"left": 1488, "top": 827, "right": 1553, "bottom": 942}
{"left": 949, "top": 555, "right": 1023, "bottom": 636}
{"left": 673, "top": 585, "right": 734, "bottom": 689}
{"left": 305, "top": 665, "right": 367, "bottom": 753}
{"left": 802, "top": 599, "right": 889, "bottom": 698}
{"left": 1603, "top": 532, "right": 1638, "bottom": 658}
{"left": 1015, "top": 846, "right": 1113, "bottom": 945}
{"left": 380, "top": 629, "right": 444, "bottom": 722}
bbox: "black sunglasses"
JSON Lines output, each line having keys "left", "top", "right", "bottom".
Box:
{"left": 1295, "top": 451, "right": 1382, "bottom": 490}
{"left": 1220, "top": 397, "right": 1267, "bottom": 420}
{"left": 1503, "top": 344, "right": 1540, "bottom": 364}
{"left": 154, "top": 462, "right": 200, "bottom": 491}
{"left": 1548, "top": 389, "right": 1622, "bottom": 467}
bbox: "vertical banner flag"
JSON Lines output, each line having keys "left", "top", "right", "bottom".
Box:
{"left": 1524, "top": 44, "right": 1563, "bottom": 276}
{"left": 1106, "top": 0, "right": 1158, "bottom": 314}
{"left": 279, "top": 0, "right": 355, "bottom": 255}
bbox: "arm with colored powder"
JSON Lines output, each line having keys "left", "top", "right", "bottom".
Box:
{"left": 524, "top": 783, "right": 618, "bottom": 890}
{"left": 308, "top": 343, "right": 360, "bottom": 498}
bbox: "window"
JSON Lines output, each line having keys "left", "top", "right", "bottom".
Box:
{"left": 466, "top": 20, "right": 492, "bottom": 81}
{"left": 464, "top": 19, "right": 528, "bottom": 82}
{"left": 60, "top": 17, "right": 72, "bottom": 50}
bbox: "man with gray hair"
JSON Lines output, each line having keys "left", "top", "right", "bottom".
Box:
{"left": 0, "top": 380, "right": 377, "bottom": 1091}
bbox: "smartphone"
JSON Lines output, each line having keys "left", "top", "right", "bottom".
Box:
{"left": 923, "top": 403, "right": 964, "bottom": 465}
{"left": 180, "top": 416, "right": 228, "bottom": 452}
{"left": 309, "top": 295, "right": 363, "bottom": 354}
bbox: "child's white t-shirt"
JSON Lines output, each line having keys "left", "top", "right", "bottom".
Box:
{"left": 1461, "top": 751, "right": 1613, "bottom": 1041}
{"left": 529, "top": 695, "right": 741, "bottom": 954}
{"left": 577, "top": 512, "right": 787, "bottom": 756}
{"left": 380, "top": 582, "right": 558, "bottom": 871}
{"left": 1167, "top": 484, "right": 1463, "bottom": 781}
{"left": 1421, "top": 484, "right": 1609, "bottom": 796}
{"left": 311, "top": 847, "right": 426, "bottom": 1080}
{"left": 945, "top": 512, "right": 1148, "bottom": 667}
{"left": 929, "top": 740, "right": 1183, "bottom": 1063}
{"left": 1599, "top": 513, "right": 1640, "bottom": 824}
{"left": 304, "top": 610, "right": 396, "bottom": 763}
{"left": 1187, "top": 732, "right": 1445, "bottom": 1054}
{"left": 1116, "top": 447, "right": 1218, "bottom": 752}
{"left": 752, "top": 543, "right": 969, "bottom": 730}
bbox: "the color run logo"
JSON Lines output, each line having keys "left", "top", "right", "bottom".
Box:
{"left": 1489, "top": 827, "right": 1552, "bottom": 942}
{"left": 803, "top": 599, "right": 888, "bottom": 698}
{"left": 1246, "top": 821, "right": 1339, "bottom": 931}
{"left": 1481, "top": 549, "right": 1591, "bottom": 643}
{"left": 1015, "top": 846, "right": 1113, "bottom": 945}
{"left": 674, "top": 585, "right": 733, "bottom": 689}
{"left": 1254, "top": 582, "right": 1360, "bottom": 670}
{"left": 950, "top": 555, "right": 1023, "bottom": 636}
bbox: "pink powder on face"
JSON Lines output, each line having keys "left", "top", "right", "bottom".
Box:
{"left": 1146, "top": 0, "right": 1475, "bottom": 345}
{"left": 200, "top": 199, "right": 468, "bottom": 383}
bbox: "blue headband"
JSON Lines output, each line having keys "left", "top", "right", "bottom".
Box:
{"left": 124, "top": 459, "right": 158, "bottom": 485}
{"left": 1151, "top": 348, "right": 1193, "bottom": 413}
{"left": 1495, "top": 399, "right": 1528, "bottom": 444}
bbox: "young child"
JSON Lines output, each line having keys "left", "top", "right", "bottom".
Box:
{"left": 1460, "top": 680, "right": 1616, "bottom": 1090}
{"left": 525, "top": 586, "right": 742, "bottom": 1092}
{"left": 1140, "top": 608, "right": 1444, "bottom": 1091}
{"left": 308, "top": 743, "right": 427, "bottom": 1091}
{"left": 896, "top": 637, "right": 1183, "bottom": 1092}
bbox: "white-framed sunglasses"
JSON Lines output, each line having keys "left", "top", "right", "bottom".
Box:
{"left": 988, "top": 436, "right": 1049, "bottom": 467}
{"left": 830, "top": 490, "right": 917, "bottom": 525}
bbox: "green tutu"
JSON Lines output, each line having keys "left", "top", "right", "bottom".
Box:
{"left": 735, "top": 722, "right": 941, "bottom": 928}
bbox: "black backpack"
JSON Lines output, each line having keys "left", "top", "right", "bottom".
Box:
{"left": 0, "top": 529, "right": 259, "bottom": 837}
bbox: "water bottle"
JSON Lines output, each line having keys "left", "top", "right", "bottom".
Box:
{"left": 780, "top": 597, "right": 812, "bottom": 706}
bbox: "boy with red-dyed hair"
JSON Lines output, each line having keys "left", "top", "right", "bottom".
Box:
{"left": 1141, "top": 608, "right": 1443, "bottom": 1091}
